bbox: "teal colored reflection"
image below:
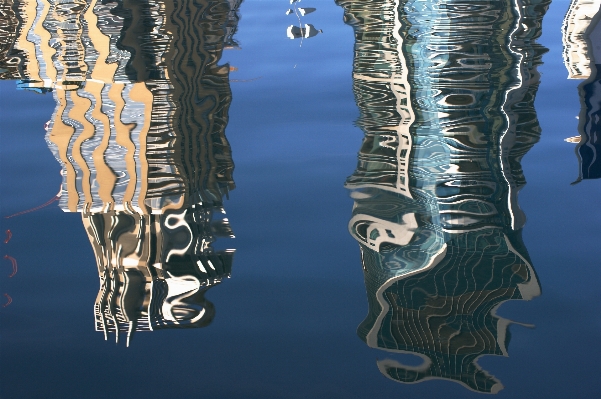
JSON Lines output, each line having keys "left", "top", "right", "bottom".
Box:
{"left": 339, "top": 0, "right": 549, "bottom": 393}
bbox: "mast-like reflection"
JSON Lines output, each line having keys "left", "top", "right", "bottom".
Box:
{"left": 562, "top": 0, "right": 601, "bottom": 181}
{"left": 338, "top": 0, "right": 548, "bottom": 392}
{"left": 1, "top": 0, "right": 242, "bottom": 345}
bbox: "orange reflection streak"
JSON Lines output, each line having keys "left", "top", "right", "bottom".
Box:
{"left": 4, "top": 255, "right": 17, "bottom": 278}
{"left": 4, "top": 196, "right": 59, "bottom": 219}
{"left": 3, "top": 293, "right": 12, "bottom": 308}
{"left": 4, "top": 230, "right": 11, "bottom": 244}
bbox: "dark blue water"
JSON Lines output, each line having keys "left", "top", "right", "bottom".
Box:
{"left": 1, "top": 0, "right": 600, "bottom": 397}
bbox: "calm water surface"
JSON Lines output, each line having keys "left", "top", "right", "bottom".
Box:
{"left": 1, "top": 0, "right": 600, "bottom": 397}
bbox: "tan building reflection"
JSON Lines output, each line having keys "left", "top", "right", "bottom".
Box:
{"left": 338, "top": 0, "right": 548, "bottom": 393}
{"left": 1, "top": 0, "right": 242, "bottom": 345}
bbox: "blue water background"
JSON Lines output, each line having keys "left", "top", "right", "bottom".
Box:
{"left": 1, "top": 0, "right": 600, "bottom": 397}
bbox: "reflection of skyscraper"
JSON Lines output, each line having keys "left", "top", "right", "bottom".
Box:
{"left": 338, "top": 0, "right": 548, "bottom": 392}
{"left": 1, "top": 0, "right": 242, "bottom": 345}
{"left": 562, "top": 0, "right": 601, "bottom": 181}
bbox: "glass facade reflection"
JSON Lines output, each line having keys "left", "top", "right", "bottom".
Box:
{"left": 339, "top": 0, "right": 548, "bottom": 392}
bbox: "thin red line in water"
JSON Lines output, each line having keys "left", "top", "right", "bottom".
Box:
{"left": 4, "top": 255, "right": 17, "bottom": 277}
{"left": 4, "top": 196, "right": 59, "bottom": 219}
{"left": 4, "top": 230, "right": 11, "bottom": 244}
{"left": 3, "top": 293, "right": 12, "bottom": 307}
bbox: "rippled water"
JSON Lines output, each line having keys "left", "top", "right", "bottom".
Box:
{"left": 1, "top": 0, "right": 600, "bottom": 397}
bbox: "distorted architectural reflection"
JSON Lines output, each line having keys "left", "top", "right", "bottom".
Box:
{"left": 338, "top": 0, "right": 548, "bottom": 393}
{"left": 563, "top": 0, "right": 601, "bottom": 79}
{"left": 0, "top": 0, "right": 242, "bottom": 345}
{"left": 562, "top": 0, "right": 601, "bottom": 181}
{"left": 285, "top": 3, "right": 322, "bottom": 40}
{"left": 286, "top": 24, "right": 322, "bottom": 39}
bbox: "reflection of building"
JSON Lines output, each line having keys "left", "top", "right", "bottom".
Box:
{"left": 562, "top": 0, "right": 601, "bottom": 79}
{"left": 563, "top": 1, "right": 601, "bottom": 181}
{"left": 0, "top": 0, "right": 242, "bottom": 345}
{"left": 338, "top": 0, "right": 547, "bottom": 393}
{"left": 341, "top": 0, "right": 414, "bottom": 198}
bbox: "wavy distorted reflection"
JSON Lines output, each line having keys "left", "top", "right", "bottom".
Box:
{"left": 338, "top": 0, "right": 548, "bottom": 393}
{"left": 562, "top": 0, "right": 601, "bottom": 181}
{"left": 0, "top": 0, "right": 242, "bottom": 345}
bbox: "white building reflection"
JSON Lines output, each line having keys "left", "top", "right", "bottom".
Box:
{"left": 563, "top": 0, "right": 601, "bottom": 181}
